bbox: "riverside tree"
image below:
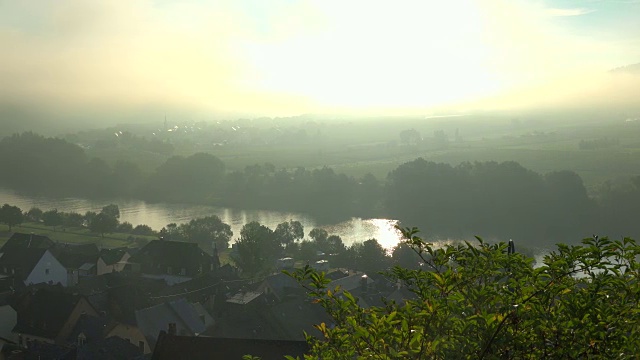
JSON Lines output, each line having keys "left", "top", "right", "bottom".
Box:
{"left": 0, "top": 204, "right": 23, "bottom": 231}
{"left": 283, "top": 226, "right": 640, "bottom": 359}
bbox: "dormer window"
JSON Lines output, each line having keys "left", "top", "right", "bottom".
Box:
{"left": 78, "top": 333, "right": 86, "bottom": 346}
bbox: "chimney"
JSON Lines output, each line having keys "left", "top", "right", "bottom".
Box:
{"left": 360, "top": 274, "right": 369, "bottom": 294}
{"left": 168, "top": 323, "right": 177, "bottom": 335}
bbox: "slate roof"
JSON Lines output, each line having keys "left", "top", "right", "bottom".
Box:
{"left": 386, "top": 287, "right": 419, "bottom": 305}
{"left": 135, "top": 298, "right": 207, "bottom": 348}
{"left": 325, "top": 269, "right": 349, "bottom": 280}
{"left": 265, "top": 298, "right": 332, "bottom": 341}
{"left": 11, "top": 341, "right": 76, "bottom": 360}
{"left": 12, "top": 288, "right": 83, "bottom": 340}
{"left": 329, "top": 272, "right": 374, "bottom": 292}
{"left": 205, "top": 308, "right": 280, "bottom": 340}
{"left": 76, "top": 336, "right": 143, "bottom": 360}
{"left": 66, "top": 314, "right": 108, "bottom": 345}
{"left": 0, "top": 233, "right": 54, "bottom": 252}
{"left": 151, "top": 332, "right": 309, "bottom": 360}
{"left": 129, "top": 240, "right": 211, "bottom": 268}
{"left": 52, "top": 243, "right": 100, "bottom": 269}
{"left": 258, "top": 273, "right": 303, "bottom": 301}
{"left": 0, "top": 248, "right": 47, "bottom": 282}
{"left": 226, "top": 291, "right": 263, "bottom": 305}
{"left": 73, "top": 272, "right": 166, "bottom": 325}
{"left": 153, "top": 273, "right": 227, "bottom": 304}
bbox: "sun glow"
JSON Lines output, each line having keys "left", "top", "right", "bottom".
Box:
{"left": 243, "top": 0, "right": 504, "bottom": 111}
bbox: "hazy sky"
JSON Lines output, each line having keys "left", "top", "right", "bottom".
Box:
{"left": 0, "top": 0, "right": 638, "bottom": 118}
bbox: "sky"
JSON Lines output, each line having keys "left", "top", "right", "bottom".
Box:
{"left": 0, "top": 0, "right": 638, "bottom": 120}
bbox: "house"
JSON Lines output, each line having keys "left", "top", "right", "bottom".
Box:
{"left": 0, "top": 233, "right": 54, "bottom": 253}
{"left": 152, "top": 272, "right": 237, "bottom": 316}
{"left": 52, "top": 243, "right": 100, "bottom": 286}
{"left": 76, "top": 335, "right": 143, "bottom": 360}
{"left": 66, "top": 313, "right": 108, "bottom": 347}
{"left": 11, "top": 287, "right": 99, "bottom": 345}
{"left": 135, "top": 298, "right": 210, "bottom": 350}
{"left": 1, "top": 340, "right": 75, "bottom": 360}
{"left": 104, "top": 322, "right": 151, "bottom": 355}
{"left": 127, "top": 240, "right": 215, "bottom": 285}
{"left": 225, "top": 291, "right": 265, "bottom": 315}
{"left": 73, "top": 272, "right": 166, "bottom": 332}
{"left": 0, "top": 291, "right": 17, "bottom": 343}
{"left": 257, "top": 273, "right": 304, "bottom": 302}
{"left": 265, "top": 298, "right": 333, "bottom": 341}
{"left": 0, "top": 248, "right": 68, "bottom": 287}
{"left": 329, "top": 272, "right": 374, "bottom": 292}
{"left": 96, "top": 247, "right": 131, "bottom": 275}
{"left": 151, "top": 331, "right": 309, "bottom": 360}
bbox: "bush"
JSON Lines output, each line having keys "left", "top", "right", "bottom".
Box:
{"left": 287, "top": 227, "right": 640, "bottom": 359}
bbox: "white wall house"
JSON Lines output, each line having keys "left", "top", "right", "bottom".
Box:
{"left": 96, "top": 252, "right": 130, "bottom": 275}
{"left": 24, "top": 250, "right": 68, "bottom": 287}
{"left": 0, "top": 302, "right": 17, "bottom": 342}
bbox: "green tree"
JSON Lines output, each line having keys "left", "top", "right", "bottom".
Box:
{"left": 132, "top": 224, "right": 155, "bottom": 236}
{"left": 84, "top": 211, "right": 97, "bottom": 227}
{"left": 352, "top": 239, "right": 391, "bottom": 273}
{"left": 62, "top": 211, "right": 85, "bottom": 227}
{"left": 325, "top": 235, "right": 345, "bottom": 255}
{"left": 160, "top": 223, "right": 184, "bottom": 241}
{"left": 26, "top": 207, "right": 43, "bottom": 222}
{"left": 101, "top": 204, "right": 120, "bottom": 219}
{"left": 89, "top": 212, "right": 119, "bottom": 237}
{"left": 297, "top": 240, "right": 318, "bottom": 263}
{"left": 309, "top": 228, "right": 329, "bottom": 252}
{"left": 0, "top": 204, "right": 23, "bottom": 231}
{"left": 233, "top": 221, "right": 281, "bottom": 276}
{"left": 182, "top": 216, "right": 233, "bottom": 251}
{"left": 392, "top": 241, "right": 425, "bottom": 270}
{"left": 275, "top": 220, "right": 304, "bottom": 248}
{"left": 117, "top": 221, "right": 134, "bottom": 233}
{"left": 42, "top": 209, "right": 63, "bottom": 231}
{"left": 286, "top": 227, "right": 640, "bottom": 359}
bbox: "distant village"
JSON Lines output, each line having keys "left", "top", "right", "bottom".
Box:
{"left": 0, "top": 231, "right": 415, "bottom": 359}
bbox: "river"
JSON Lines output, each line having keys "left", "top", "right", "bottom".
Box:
{"left": 0, "top": 188, "right": 402, "bottom": 249}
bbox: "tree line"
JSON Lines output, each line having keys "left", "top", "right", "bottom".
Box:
{"left": 2, "top": 132, "right": 640, "bottom": 246}
{"left": 2, "top": 202, "right": 413, "bottom": 277}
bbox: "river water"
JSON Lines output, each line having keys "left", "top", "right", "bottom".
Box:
{"left": 0, "top": 188, "right": 402, "bottom": 249}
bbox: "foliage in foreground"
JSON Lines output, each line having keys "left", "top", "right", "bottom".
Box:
{"left": 285, "top": 227, "right": 640, "bottom": 359}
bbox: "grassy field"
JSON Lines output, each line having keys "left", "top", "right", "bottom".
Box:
{"left": 0, "top": 222, "right": 157, "bottom": 249}
{"left": 0, "top": 222, "right": 236, "bottom": 263}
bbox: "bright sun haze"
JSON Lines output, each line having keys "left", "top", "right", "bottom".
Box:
{"left": 0, "top": 0, "right": 638, "bottom": 118}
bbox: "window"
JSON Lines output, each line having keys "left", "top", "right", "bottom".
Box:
{"left": 138, "top": 341, "right": 145, "bottom": 352}
{"left": 180, "top": 268, "right": 186, "bottom": 276}
{"left": 45, "top": 268, "right": 50, "bottom": 275}
{"left": 167, "top": 266, "right": 173, "bottom": 274}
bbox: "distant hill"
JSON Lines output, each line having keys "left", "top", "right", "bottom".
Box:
{"left": 610, "top": 63, "right": 640, "bottom": 74}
